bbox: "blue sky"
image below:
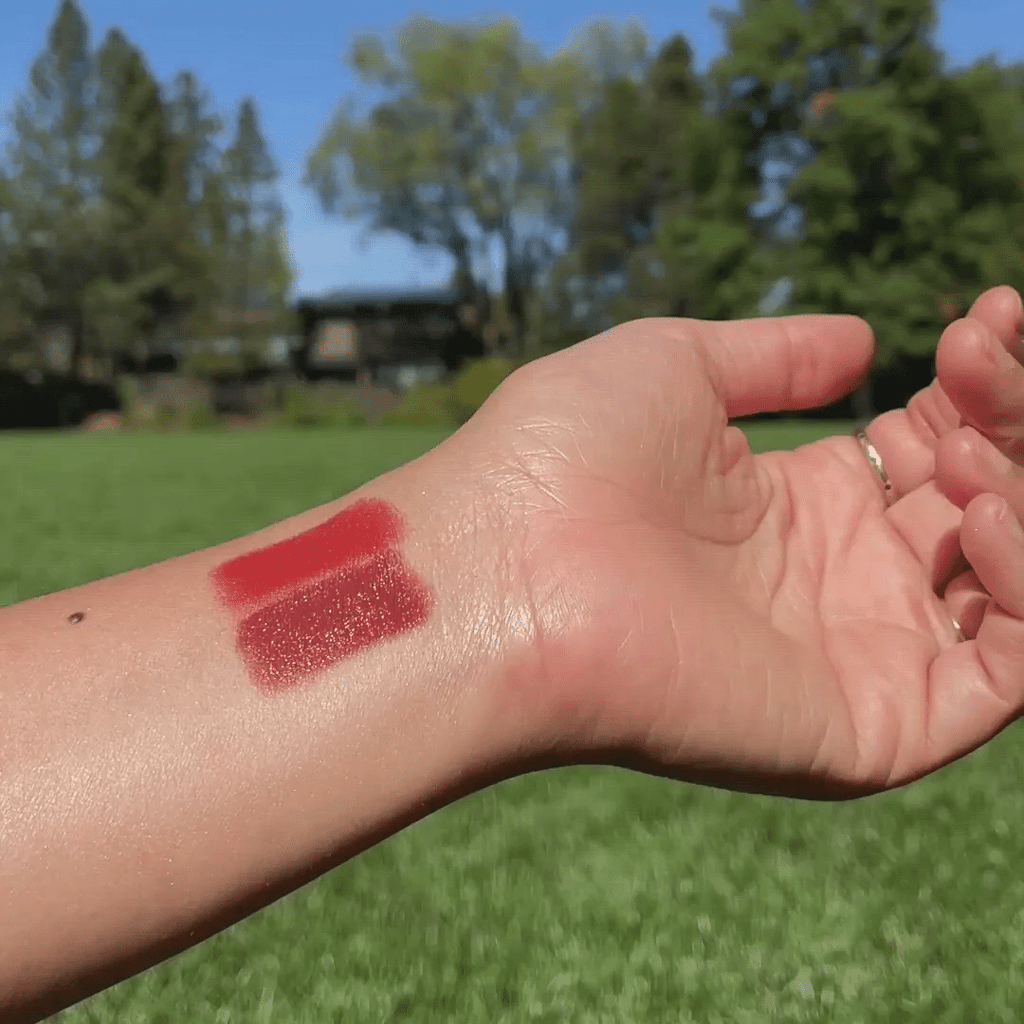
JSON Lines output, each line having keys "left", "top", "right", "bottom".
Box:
{"left": 1, "top": 0, "right": 1021, "bottom": 298}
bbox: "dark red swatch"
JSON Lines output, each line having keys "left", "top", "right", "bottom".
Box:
{"left": 210, "top": 499, "right": 433, "bottom": 693}
{"left": 235, "top": 551, "right": 432, "bottom": 692}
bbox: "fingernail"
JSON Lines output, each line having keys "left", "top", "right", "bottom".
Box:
{"left": 965, "top": 321, "right": 1000, "bottom": 366}
{"left": 985, "top": 328, "right": 1007, "bottom": 367}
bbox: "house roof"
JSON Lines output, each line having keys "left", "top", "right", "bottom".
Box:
{"left": 296, "top": 286, "right": 465, "bottom": 312}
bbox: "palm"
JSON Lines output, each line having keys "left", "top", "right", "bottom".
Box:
{"left": 735, "top": 439, "right": 961, "bottom": 795}
{"left": 470, "top": 305, "right": 1024, "bottom": 798}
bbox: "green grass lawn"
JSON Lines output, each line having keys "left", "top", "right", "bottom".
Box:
{"left": 6, "top": 420, "right": 1024, "bottom": 1023}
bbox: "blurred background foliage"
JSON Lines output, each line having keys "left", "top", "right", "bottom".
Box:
{"left": 305, "top": 0, "right": 1024, "bottom": 374}
{"left": 2, "top": 0, "right": 1023, "bottom": 427}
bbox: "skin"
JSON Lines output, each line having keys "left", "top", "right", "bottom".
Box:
{"left": 2, "top": 285, "right": 1024, "bottom": 1019}
{"left": 446, "top": 285, "right": 1024, "bottom": 800}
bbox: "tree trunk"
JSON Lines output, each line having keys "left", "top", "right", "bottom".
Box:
{"left": 68, "top": 315, "right": 86, "bottom": 383}
{"left": 503, "top": 273, "right": 526, "bottom": 362}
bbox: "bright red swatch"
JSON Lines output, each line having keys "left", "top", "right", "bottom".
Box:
{"left": 210, "top": 499, "right": 433, "bottom": 693}
{"left": 211, "top": 498, "right": 403, "bottom": 610}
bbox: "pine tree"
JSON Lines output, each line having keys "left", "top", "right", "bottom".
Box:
{"left": 0, "top": 0, "right": 99, "bottom": 377}
{"left": 0, "top": 3, "right": 292, "bottom": 377}
{"left": 644, "top": 34, "right": 770, "bottom": 321}
{"left": 565, "top": 32, "right": 771, "bottom": 334}
{"left": 162, "top": 71, "right": 229, "bottom": 344}
{"left": 219, "top": 98, "right": 292, "bottom": 367}
{"left": 89, "top": 27, "right": 178, "bottom": 361}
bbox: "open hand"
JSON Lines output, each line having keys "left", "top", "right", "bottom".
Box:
{"left": 461, "top": 300, "right": 1024, "bottom": 799}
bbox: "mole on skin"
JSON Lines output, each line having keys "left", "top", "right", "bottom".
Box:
{"left": 209, "top": 498, "right": 433, "bottom": 693}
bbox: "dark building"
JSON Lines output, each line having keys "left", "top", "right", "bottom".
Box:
{"left": 293, "top": 287, "right": 485, "bottom": 392}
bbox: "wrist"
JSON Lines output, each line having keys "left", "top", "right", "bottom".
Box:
{"left": 386, "top": 435, "right": 552, "bottom": 781}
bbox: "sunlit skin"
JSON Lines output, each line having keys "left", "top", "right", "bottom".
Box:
{"left": 450, "top": 285, "right": 1024, "bottom": 799}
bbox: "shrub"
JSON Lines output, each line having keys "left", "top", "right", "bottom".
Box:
{"left": 115, "top": 375, "right": 140, "bottom": 416}
{"left": 185, "top": 401, "right": 222, "bottom": 431}
{"left": 154, "top": 403, "right": 178, "bottom": 430}
{"left": 447, "top": 357, "right": 522, "bottom": 425}
{"left": 379, "top": 381, "right": 458, "bottom": 428}
{"left": 277, "top": 382, "right": 367, "bottom": 429}
{"left": 381, "top": 357, "right": 524, "bottom": 429}
{"left": 116, "top": 375, "right": 214, "bottom": 431}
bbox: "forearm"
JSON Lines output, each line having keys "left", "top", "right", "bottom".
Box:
{"left": 0, "top": 442, "right": 538, "bottom": 1022}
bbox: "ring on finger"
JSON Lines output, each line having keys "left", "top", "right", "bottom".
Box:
{"left": 852, "top": 427, "right": 895, "bottom": 506}
{"left": 853, "top": 429, "right": 966, "bottom": 642}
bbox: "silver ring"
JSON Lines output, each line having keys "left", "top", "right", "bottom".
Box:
{"left": 852, "top": 427, "right": 964, "bottom": 642}
{"left": 852, "top": 427, "right": 894, "bottom": 504}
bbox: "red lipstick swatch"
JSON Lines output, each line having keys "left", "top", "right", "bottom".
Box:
{"left": 211, "top": 499, "right": 432, "bottom": 693}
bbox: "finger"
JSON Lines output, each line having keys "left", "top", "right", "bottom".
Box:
{"left": 855, "top": 409, "right": 947, "bottom": 506}
{"left": 944, "top": 568, "right": 991, "bottom": 642}
{"left": 960, "top": 493, "right": 1024, "bottom": 619}
{"left": 884, "top": 480, "right": 964, "bottom": 591}
{"left": 700, "top": 315, "right": 875, "bottom": 420}
{"left": 847, "top": 287, "right": 1024, "bottom": 505}
{"left": 966, "top": 285, "right": 1024, "bottom": 362}
{"left": 923, "top": 493, "right": 1024, "bottom": 771}
{"left": 935, "top": 425, "right": 1024, "bottom": 517}
{"left": 936, "top": 308, "right": 1024, "bottom": 463}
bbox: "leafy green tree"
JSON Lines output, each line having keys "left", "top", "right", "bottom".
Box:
{"left": 793, "top": 55, "right": 1024, "bottom": 361}
{"left": 711, "top": 0, "right": 1024, "bottom": 378}
{"left": 0, "top": 0, "right": 99, "bottom": 377}
{"left": 305, "top": 17, "right": 645, "bottom": 358}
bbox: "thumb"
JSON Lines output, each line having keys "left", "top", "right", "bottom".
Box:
{"left": 697, "top": 315, "right": 876, "bottom": 420}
